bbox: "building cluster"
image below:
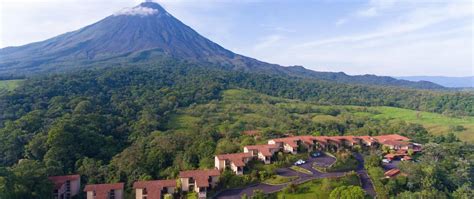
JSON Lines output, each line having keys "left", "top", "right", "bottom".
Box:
{"left": 215, "top": 134, "right": 419, "bottom": 175}
{"left": 49, "top": 134, "right": 419, "bottom": 199}
{"left": 50, "top": 169, "right": 219, "bottom": 199}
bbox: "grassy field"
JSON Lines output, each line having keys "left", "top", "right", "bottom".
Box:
{"left": 166, "top": 89, "right": 474, "bottom": 142}
{"left": 276, "top": 173, "right": 360, "bottom": 199}
{"left": 263, "top": 175, "right": 298, "bottom": 185}
{"left": 290, "top": 166, "right": 313, "bottom": 175}
{"left": 0, "top": 79, "right": 23, "bottom": 91}
{"left": 367, "top": 106, "right": 474, "bottom": 142}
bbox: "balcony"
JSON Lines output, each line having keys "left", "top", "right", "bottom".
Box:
{"left": 198, "top": 191, "right": 207, "bottom": 198}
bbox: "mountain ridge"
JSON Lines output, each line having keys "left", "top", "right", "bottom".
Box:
{"left": 0, "top": 2, "right": 444, "bottom": 89}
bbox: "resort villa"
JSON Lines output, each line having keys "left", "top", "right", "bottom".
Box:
{"left": 243, "top": 144, "right": 280, "bottom": 164}
{"left": 179, "top": 169, "right": 220, "bottom": 199}
{"left": 133, "top": 179, "right": 177, "bottom": 199}
{"left": 215, "top": 153, "right": 253, "bottom": 175}
{"left": 84, "top": 183, "right": 124, "bottom": 199}
{"left": 384, "top": 168, "right": 405, "bottom": 178}
{"left": 55, "top": 133, "right": 418, "bottom": 198}
{"left": 48, "top": 174, "right": 81, "bottom": 199}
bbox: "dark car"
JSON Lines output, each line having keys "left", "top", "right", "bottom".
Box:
{"left": 311, "top": 152, "right": 321, "bottom": 157}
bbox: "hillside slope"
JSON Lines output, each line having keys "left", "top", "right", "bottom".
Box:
{"left": 169, "top": 89, "right": 474, "bottom": 142}
{"left": 0, "top": 2, "right": 443, "bottom": 89}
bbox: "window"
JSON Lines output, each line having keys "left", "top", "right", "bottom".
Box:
{"left": 65, "top": 180, "right": 71, "bottom": 199}
{"left": 109, "top": 189, "right": 115, "bottom": 199}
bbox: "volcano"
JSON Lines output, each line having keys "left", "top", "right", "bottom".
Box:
{"left": 0, "top": 2, "right": 443, "bottom": 89}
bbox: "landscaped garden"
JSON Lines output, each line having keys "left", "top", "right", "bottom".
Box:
{"left": 216, "top": 152, "right": 311, "bottom": 190}
{"left": 275, "top": 172, "right": 363, "bottom": 199}
{"left": 326, "top": 151, "right": 359, "bottom": 172}
{"left": 290, "top": 166, "right": 312, "bottom": 175}
{"left": 264, "top": 175, "right": 298, "bottom": 185}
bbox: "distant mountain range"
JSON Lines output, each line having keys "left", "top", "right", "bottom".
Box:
{"left": 0, "top": 2, "right": 443, "bottom": 89}
{"left": 396, "top": 76, "right": 473, "bottom": 88}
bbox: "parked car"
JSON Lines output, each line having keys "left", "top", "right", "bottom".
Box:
{"left": 382, "top": 159, "right": 391, "bottom": 163}
{"left": 311, "top": 152, "right": 321, "bottom": 157}
{"left": 294, "top": 159, "right": 306, "bottom": 165}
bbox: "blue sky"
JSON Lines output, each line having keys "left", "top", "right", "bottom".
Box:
{"left": 1, "top": 0, "right": 472, "bottom": 76}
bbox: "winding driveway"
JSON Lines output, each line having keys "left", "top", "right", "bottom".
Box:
{"left": 354, "top": 153, "right": 377, "bottom": 198}
{"left": 215, "top": 153, "right": 376, "bottom": 199}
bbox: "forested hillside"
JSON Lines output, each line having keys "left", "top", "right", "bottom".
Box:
{"left": 0, "top": 62, "right": 473, "bottom": 198}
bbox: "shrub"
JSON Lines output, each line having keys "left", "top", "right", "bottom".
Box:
{"left": 329, "top": 185, "right": 366, "bottom": 199}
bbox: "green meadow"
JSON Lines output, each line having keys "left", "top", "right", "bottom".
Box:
{"left": 367, "top": 106, "right": 474, "bottom": 142}
{"left": 0, "top": 79, "right": 23, "bottom": 91}
{"left": 167, "top": 89, "right": 474, "bottom": 143}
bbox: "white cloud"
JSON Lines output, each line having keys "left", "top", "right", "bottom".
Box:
{"left": 296, "top": 1, "right": 472, "bottom": 48}
{"left": 253, "top": 35, "right": 283, "bottom": 51}
{"left": 113, "top": 6, "right": 159, "bottom": 16}
{"left": 356, "top": 0, "right": 396, "bottom": 17}
{"left": 357, "top": 7, "right": 377, "bottom": 17}
{"left": 245, "top": 1, "right": 473, "bottom": 76}
{"left": 335, "top": 18, "right": 347, "bottom": 26}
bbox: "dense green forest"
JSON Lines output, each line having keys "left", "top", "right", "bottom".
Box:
{"left": 0, "top": 62, "right": 473, "bottom": 198}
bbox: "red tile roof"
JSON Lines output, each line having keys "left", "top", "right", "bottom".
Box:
{"left": 403, "top": 156, "right": 412, "bottom": 160}
{"left": 384, "top": 154, "right": 396, "bottom": 159}
{"left": 298, "top": 136, "right": 317, "bottom": 146}
{"left": 84, "top": 183, "right": 124, "bottom": 199}
{"left": 270, "top": 137, "right": 300, "bottom": 148}
{"left": 384, "top": 169, "right": 401, "bottom": 177}
{"left": 133, "top": 180, "right": 177, "bottom": 199}
{"left": 216, "top": 153, "right": 252, "bottom": 167}
{"left": 357, "top": 136, "right": 375, "bottom": 144}
{"left": 269, "top": 134, "right": 412, "bottom": 148}
{"left": 312, "top": 137, "right": 328, "bottom": 145}
{"left": 333, "top": 136, "right": 358, "bottom": 144}
{"left": 244, "top": 144, "right": 279, "bottom": 157}
{"left": 84, "top": 183, "right": 124, "bottom": 191}
{"left": 48, "top": 174, "right": 80, "bottom": 189}
{"left": 374, "top": 134, "right": 410, "bottom": 142}
{"left": 384, "top": 152, "right": 407, "bottom": 159}
{"left": 325, "top": 137, "right": 342, "bottom": 144}
{"left": 179, "top": 169, "right": 220, "bottom": 188}
{"left": 381, "top": 140, "right": 412, "bottom": 147}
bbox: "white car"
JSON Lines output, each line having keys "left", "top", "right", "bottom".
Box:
{"left": 382, "top": 159, "right": 391, "bottom": 163}
{"left": 294, "top": 159, "right": 306, "bottom": 165}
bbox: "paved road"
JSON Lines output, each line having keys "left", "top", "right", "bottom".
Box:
{"left": 215, "top": 154, "right": 348, "bottom": 199}
{"left": 354, "top": 153, "right": 377, "bottom": 198}
{"left": 382, "top": 160, "right": 400, "bottom": 171}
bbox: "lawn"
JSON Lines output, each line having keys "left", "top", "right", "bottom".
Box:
{"left": 263, "top": 175, "right": 298, "bottom": 185}
{"left": 276, "top": 172, "right": 360, "bottom": 199}
{"left": 368, "top": 106, "right": 474, "bottom": 142}
{"left": 290, "top": 166, "right": 312, "bottom": 175}
{"left": 0, "top": 79, "right": 23, "bottom": 91}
